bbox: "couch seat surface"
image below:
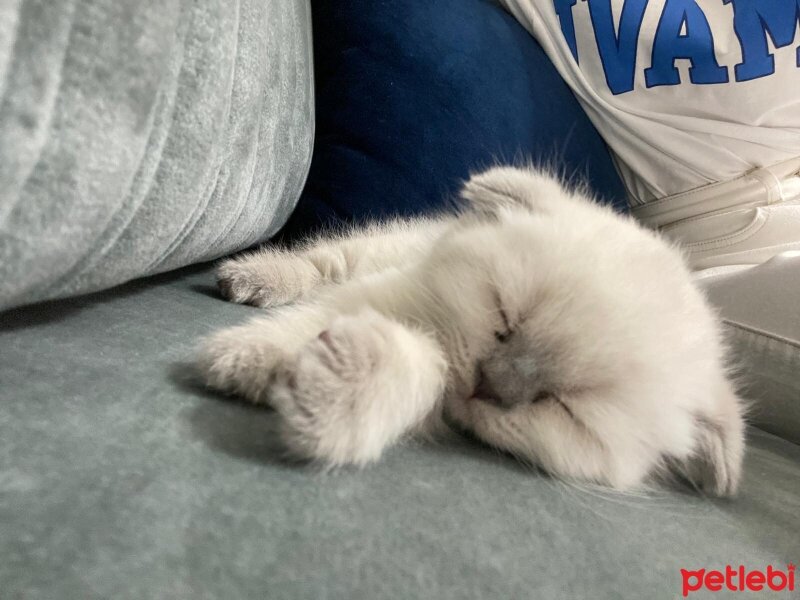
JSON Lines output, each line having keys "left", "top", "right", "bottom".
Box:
{"left": 1, "top": 266, "right": 798, "bottom": 599}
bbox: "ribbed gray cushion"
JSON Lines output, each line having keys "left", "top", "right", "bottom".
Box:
{"left": 0, "top": 0, "right": 314, "bottom": 311}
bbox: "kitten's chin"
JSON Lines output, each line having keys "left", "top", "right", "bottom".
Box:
{"left": 442, "top": 391, "right": 485, "bottom": 433}
{"left": 442, "top": 366, "right": 488, "bottom": 430}
{"left": 441, "top": 401, "right": 472, "bottom": 438}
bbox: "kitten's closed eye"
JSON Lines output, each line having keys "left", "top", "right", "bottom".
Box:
{"left": 494, "top": 330, "right": 512, "bottom": 343}
{"left": 531, "top": 390, "right": 552, "bottom": 404}
{"left": 494, "top": 306, "right": 513, "bottom": 342}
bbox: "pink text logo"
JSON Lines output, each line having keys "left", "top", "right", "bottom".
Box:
{"left": 681, "top": 564, "right": 795, "bottom": 596}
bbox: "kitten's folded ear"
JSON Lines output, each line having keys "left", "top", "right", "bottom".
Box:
{"left": 671, "top": 397, "right": 746, "bottom": 497}
{"left": 460, "top": 167, "right": 567, "bottom": 217}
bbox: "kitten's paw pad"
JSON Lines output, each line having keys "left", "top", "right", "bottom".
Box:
{"left": 271, "top": 312, "right": 396, "bottom": 465}
{"left": 305, "top": 315, "right": 390, "bottom": 381}
{"left": 216, "top": 253, "right": 317, "bottom": 308}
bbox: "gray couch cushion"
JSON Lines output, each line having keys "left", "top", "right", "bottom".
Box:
{"left": 1, "top": 266, "right": 799, "bottom": 599}
{"left": 0, "top": 0, "right": 314, "bottom": 311}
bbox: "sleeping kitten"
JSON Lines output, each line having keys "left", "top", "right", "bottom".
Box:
{"left": 197, "top": 166, "right": 745, "bottom": 495}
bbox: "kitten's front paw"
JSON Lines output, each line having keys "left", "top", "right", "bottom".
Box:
{"left": 216, "top": 252, "right": 318, "bottom": 308}
{"left": 271, "top": 311, "right": 396, "bottom": 466}
{"left": 196, "top": 325, "right": 283, "bottom": 405}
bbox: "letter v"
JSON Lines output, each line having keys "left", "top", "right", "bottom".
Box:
{"left": 588, "top": 0, "right": 649, "bottom": 94}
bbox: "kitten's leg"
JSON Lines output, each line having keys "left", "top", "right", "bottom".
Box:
{"left": 216, "top": 250, "right": 322, "bottom": 309}
{"left": 198, "top": 303, "right": 447, "bottom": 465}
{"left": 271, "top": 309, "right": 447, "bottom": 466}
{"left": 197, "top": 303, "right": 331, "bottom": 405}
{"left": 217, "top": 218, "right": 448, "bottom": 308}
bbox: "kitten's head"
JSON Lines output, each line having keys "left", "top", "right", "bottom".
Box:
{"left": 423, "top": 167, "right": 745, "bottom": 495}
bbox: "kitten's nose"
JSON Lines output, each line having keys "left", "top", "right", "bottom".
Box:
{"left": 473, "top": 367, "right": 522, "bottom": 409}
{"left": 473, "top": 370, "right": 502, "bottom": 406}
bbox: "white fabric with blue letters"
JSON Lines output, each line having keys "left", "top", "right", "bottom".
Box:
{"left": 499, "top": 0, "right": 800, "bottom": 204}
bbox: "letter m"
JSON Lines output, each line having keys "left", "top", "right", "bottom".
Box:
{"left": 724, "top": 0, "right": 800, "bottom": 81}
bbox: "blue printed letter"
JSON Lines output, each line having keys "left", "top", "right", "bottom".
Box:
{"left": 554, "top": 0, "right": 579, "bottom": 62}
{"left": 645, "top": 0, "right": 728, "bottom": 87}
{"left": 588, "top": 0, "right": 649, "bottom": 95}
{"left": 724, "top": 0, "right": 800, "bottom": 81}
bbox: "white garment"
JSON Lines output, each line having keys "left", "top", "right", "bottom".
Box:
{"left": 498, "top": 0, "right": 800, "bottom": 204}
{"left": 633, "top": 156, "right": 800, "bottom": 269}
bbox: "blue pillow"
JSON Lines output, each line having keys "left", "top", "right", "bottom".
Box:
{"left": 280, "top": 0, "right": 628, "bottom": 238}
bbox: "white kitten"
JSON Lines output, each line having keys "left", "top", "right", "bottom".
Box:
{"left": 197, "top": 166, "right": 745, "bottom": 495}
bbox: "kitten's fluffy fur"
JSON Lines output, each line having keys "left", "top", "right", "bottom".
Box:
{"left": 197, "top": 167, "right": 745, "bottom": 495}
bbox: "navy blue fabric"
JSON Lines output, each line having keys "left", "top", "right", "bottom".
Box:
{"left": 280, "top": 0, "right": 628, "bottom": 239}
